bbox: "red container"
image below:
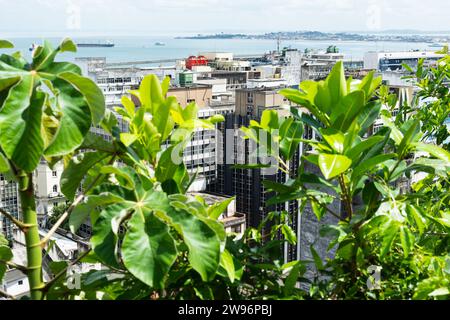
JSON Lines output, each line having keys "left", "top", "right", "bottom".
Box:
{"left": 186, "top": 55, "right": 208, "bottom": 70}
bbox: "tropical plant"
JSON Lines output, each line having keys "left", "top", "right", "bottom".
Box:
{"left": 0, "top": 38, "right": 105, "bottom": 300}
{"left": 0, "top": 39, "right": 232, "bottom": 300}
{"left": 242, "top": 60, "right": 450, "bottom": 299}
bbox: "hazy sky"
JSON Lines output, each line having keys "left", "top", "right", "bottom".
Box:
{"left": 1, "top": 0, "right": 449, "bottom": 36}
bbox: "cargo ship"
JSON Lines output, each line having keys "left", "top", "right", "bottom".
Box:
{"left": 77, "top": 41, "right": 115, "bottom": 48}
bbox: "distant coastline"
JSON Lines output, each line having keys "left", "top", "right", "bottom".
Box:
{"left": 175, "top": 31, "right": 450, "bottom": 43}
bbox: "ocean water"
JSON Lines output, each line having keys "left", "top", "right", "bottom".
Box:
{"left": 2, "top": 36, "right": 436, "bottom": 65}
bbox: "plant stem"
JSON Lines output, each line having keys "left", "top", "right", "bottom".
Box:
{"left": 19, "top": 174, "right": 44, "bottom": 300}
{"left": 0, "top": 260, "right": 29, "bottom": 273}
{"left": 0, "top": 207, "right": 31, "bottom": 231}
{"left": 338, "top": 174, "right": 353, "bottom": 220}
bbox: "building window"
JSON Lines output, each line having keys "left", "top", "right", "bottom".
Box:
{"left": 52, "top": 170, "right": 57, "bottom": 177}
{"left": 52, "top": 185, "right": 58, "bottom": 193}
{"left": 53, "top": 202, "right": 58, "bottom": 208}
{"left": 187, "top": 99, "right": 196, "bottom": 104}
{"left": 247, "top": 92, "right": 254, "bottom": 104}
{"left": 18, "top": 280, "right": 23, "bottom": 285}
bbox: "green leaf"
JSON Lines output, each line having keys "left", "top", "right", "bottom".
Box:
{"left": 57, "top": 72, "right": 105, "bottom": 125}
{"left": 0, "top": 152, "right": 10, "bottom": 173}
{"left": 61, "top": 152, "right": 109, "bottom": 200}
{"left": 326, "top": 61, "right": 347, "bottom": 106}
{"left": 399, "top": 226, "right": 414, "bottom": 258}
{"left": 165, "top": 207, "right": 221, "bottom": 281}
{"left": 279, "top": 118, "right": 303, "bottom": 160}
{"left": 281, "top": 224, "right": 297, "bottom": 245}
{"left": 428, "top": 288, "right": 450, "bottom": 297}
{"left": 207, "top": 197, "right": 235, "bottom": 220}
{"left": 310, "top": 245, "right": 324, "bottom": 270}
{"left": 358, "top": 71, "right": 382, "bottom": 101}
{"left": 136, "top": 74, "right": 164, "bottom": 111}
{"left": 351, "top": 153, "right": 396, "bottom": 180}
{"left": 345, "top": 135, "right": 384, "bottom": 161}
{"left": 331, "top": 90, "right": 365, "bottom": 131}
{"left": 320, "top": 128, "right": 345, "bottom": 154}
{"left": 260, "top": 109, "right": 279, "bottom": 130}
{"left": 381, "top": 115, "right": 404, "bottom": 145}
{"left": 0, "top": 40, "right": 14, "bottom": 49}
{"left": 412, "top": 143, "right": 450, "bottom": 162}
{"left": 70, "top": 193, "right": 123, "bottom": 233}
{"left": 318, "top": 153, "right": 352, "bottom": 180}
{"left": 44, "top": 77, "right": 92, "bottom": 157}
{"left": 357, "top": 100, "right": 382, "bottom": 136}
{"left": 101, "top": 165, "right": 135, "bottom": 190}
{"left": 59, "top": 38, "right": 77, "bottom": 53}
{"left": 380, "top": 221, "right": 400, "bottom": 258}
{"left": 406, "top": 205, "right": 426, "bottom": 235}
{"left": 219, "top": 249, "right": 235, "bottom": 283}
{"left": 398, "top": 120, "right": 420, "bottom": 158}
{"left": 283, "top": 261, "right": 302, "bottom": 296}
{"left": 0, "top": 77, "right": 45, "bottom": 172}
{"left": 0, "top": 245, "right": 13, "bottom": 261}
{"left": 311, "top": 200, "right": 326, "bottom": 221}
{"left": 146, "top": 191, "right": 222, "bottom": 282}
{"left": 152, "top": 96, "right": 176, "bottom": 142}
{"left": 122, "top": 211, "right": 177, "bottom": 288}
{"left": 91, "top": 203, "right": 126, "bottom": 268}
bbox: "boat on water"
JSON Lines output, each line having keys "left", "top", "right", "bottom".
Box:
{"left": 77, "top": 41, "right": 115, "bottom": 48}
{"left": 428, "top": 42, "right": 447, "bottom": 48}
{"left": 154, "top": 42, "right": 166, "bottom": 46}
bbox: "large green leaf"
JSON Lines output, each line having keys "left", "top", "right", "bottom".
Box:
{"left": 44, "top": 77, "right": 92, "bottom": 156}
{"left": 399, "top": 226, "right": 414, "bottom": 258}
{"left": 0, "top": 76, "right": 45, "bottom": 172}
{"left": 320, "top": 128, "right": 345, "bottom": 154}
{"left": 260, "top": 109, "right": 279, "bottom": 130}
{"left": 345, "top": 135, "right": 384, "bottom": 161}
{"left": 57, "top": 72, "right": 105, "bottom": 124}
{"left": 326, "top": 61, "right": 347, "bottom": 107}
{"left": 413, "top": 143, "right": 450, "bottom": 162}
{"left": 0, "top": 40, "right": 14, "bottom": 49}
{"left": 164, "top": 203, "right": 221, "bottom": 281}
{"left": 219, "top": 249, "right": 235, "bottom": 283}
{"left": 91, "top": 203, "right": 128, "bottom": 268}
{"left": 357, "top": 100, "right": 382, "bottom": 136}
{"left": 61, "top": 152, "right": 110, "bottom": 200}
{"left": 207, "top": 197, "right": 235, "bottom": 220}
{"left": 351, "top": 153, "right": 396, "bottom": 180}
{"left": 70, "top": 192, "right": 123, "bottom": 233}
{"left": 122, "top": 211, "right": 177, "bottom": 288}
{"left": 318, "top": 153, "right": 352, "bottom": 180}
{"left": 380, "top": 220, "right": 400, "bottom": 258}
{"left": 279, "top": 118, "right": 303, "bottom": 160}
{"left": 331, "top": 90, "right": 365, "bottom": 131}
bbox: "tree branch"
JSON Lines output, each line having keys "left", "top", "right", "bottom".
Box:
{"left": 39, "top": 155, "right": 116, "bottom": 247}
{"left": 42, "top": 248, "right": 92, "bottom": 293}
{"left": 0, "top": 260, "right": 29, "bottom": 274}
{"left": 0, "top": 207, "right": 33, "bottom": 232}
{"left": 309, "top": 196, "right": 345, "bottom": 222}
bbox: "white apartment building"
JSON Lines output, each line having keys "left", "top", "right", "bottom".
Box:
{"left": 364, "top": 50, "right": 444, "bottom": 71}
{"left": 34, "top": 161, "right": 66, "bottom": 225}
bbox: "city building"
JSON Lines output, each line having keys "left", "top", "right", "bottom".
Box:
{"left": 34, "top": 161, "right": 66, "bottom": 226}
{"left": 0, "top": 176, "right": 20, "bottom": 242}
{"left": 364, "top": 50, "right": 444, "bottom": 72}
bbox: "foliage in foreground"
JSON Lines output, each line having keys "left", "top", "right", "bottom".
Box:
{"left": 0, "top": 39, "right": 449, "bottom": 300}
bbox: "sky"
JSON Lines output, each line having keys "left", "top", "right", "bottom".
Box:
{"left": 1, "top": 0, "right": 449, "bottom": 37}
